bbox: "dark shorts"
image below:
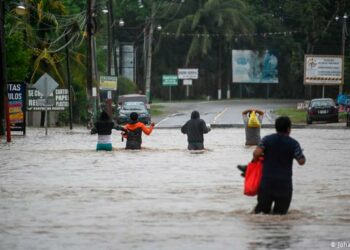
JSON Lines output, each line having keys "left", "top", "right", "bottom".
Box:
{"left": 254, "top": 187, "right": 292, "bottom": 215}
{"left": 188, "top": 142, "right": 204, "bottom": 150}
{"left": 126, "top": 141, "right": 141, "bottom": 150}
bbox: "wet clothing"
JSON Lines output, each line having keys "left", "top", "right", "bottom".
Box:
{"left": 255, "top": 133, "right": 304, "bottom": 214}
{"left": 187, "top": 142, "right": 204, "bottom": 150}
{"left": 91, "top": 121, "right": 125, "bottom": 151}
{"left": 123, "top": 122, "right": 154, "bottom": 150}
{"left": 181, "top": 111, "right": 210, "bottom": 150}
{"left": 255, "top": 189, "right": 292, "bottom": 215}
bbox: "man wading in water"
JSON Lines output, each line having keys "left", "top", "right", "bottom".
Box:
{"left": 181, "top": 110, "right": 211, "bottom": 150}
{"left": 123, "top": 112, "right": 155, "bottom": 150}
{"left": 252, "top": 116, "right": 306, "bottom": 215}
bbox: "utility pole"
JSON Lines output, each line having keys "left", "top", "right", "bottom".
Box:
{"left": 340, "top": 13, "right": 348, "bottom": 95}
{"left": 65, "top": 34, "right": 73, "bottom": 130}
{"left": 145, "top": 2, "right": 155, "bottom": 101}
{"left": 86, "top": 0, "right": 93, "bottom": 98}
{"left": 106, "top": 0, "right": 112, "bottom": 75}
{"left": 0, "top": 0, "right": 7, "bottom": 136}
{"left": 86, "top": 0, "right": 99, "bottom": 120}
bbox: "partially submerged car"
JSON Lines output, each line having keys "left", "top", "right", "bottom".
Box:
{"left": 306, "top": 98, "right": 338, "bottom": 124}
{"left": 116, "top": 101, "right": 151, "bottom": 125}
{"left": 118, "top": 94, "right": 150, "bottom": 110}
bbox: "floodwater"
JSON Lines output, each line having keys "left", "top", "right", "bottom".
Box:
{"left": 1, "top": 127, "right": 350, "bottom": 250}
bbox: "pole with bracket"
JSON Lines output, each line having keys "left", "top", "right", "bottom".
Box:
{"left": 65, "top": 34, "right": 73, "bottom": 130}
{"left": 0, "top": 0, "right": 7, "bottom": 137}
{"left": 44, "top": 77, "right": 48, "bottom": 136}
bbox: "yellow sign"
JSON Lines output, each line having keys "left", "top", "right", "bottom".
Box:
{"left": 100, "top": 76, "right": 118, "bottom": 90}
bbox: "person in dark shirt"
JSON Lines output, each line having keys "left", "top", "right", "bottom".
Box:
{"left": 252, "top": 116, "right": 306, "bottom": 215}
{"left": 181, "top": 110, "right": 211, "bottom": 150}
{"left": 123, "top": 112, "right": 155, "bottom": 150}
{"left": 91, "top": 111, "right": 126, "bottom": 151}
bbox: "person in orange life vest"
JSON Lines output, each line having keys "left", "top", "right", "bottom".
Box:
{"left": 122, "top": 112, "right": 155, "bottom": 149}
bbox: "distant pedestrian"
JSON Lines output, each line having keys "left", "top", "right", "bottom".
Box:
{"left": 123, "top": 112, "right": 155, "bottom": 150}
{"left": 181, "top": 110, "right": 211, "bottom": 150}
{"left": 252, "top": 116, "right": 306, "bottom": 215}
{"left": 242, "top": 109, "right": 264, "bottom": 145}
{"left": 91, "top": 111, "right": 126, "bottom": 151}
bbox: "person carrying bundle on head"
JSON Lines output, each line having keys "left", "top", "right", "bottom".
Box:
{"left": 242, "top": 109, "right": 264, "bottom": 146}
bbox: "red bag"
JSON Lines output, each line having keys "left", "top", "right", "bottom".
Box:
{"left": 244, "top": 159, "right": 263, "bottom": 196}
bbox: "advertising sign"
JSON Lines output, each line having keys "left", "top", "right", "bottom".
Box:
{"left": 100, "top": 76, "right": 118, "bottom": 90}
{"left": 304, "top": 55, "right": 343, "bottom": 85}
{"left": 178, "top": 68, "right": 198, "bottom": 79}
{"left": 27, "top": 88, "right": 69, "bottom": 111}
{"left": 232, "top": 50, "right": 279, "bottom": 84}
{"left": 7, "top": 82, "right": 26, "bottom": 132}
{"left": 162, "top": 75, "right": 178, "bottom": 86}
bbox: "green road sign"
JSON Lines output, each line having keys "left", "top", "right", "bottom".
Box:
{"left": 162, "top": 75, "right": 178, "bottom": 86}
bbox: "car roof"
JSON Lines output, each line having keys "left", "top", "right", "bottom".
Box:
{"left": 120, "top": 94, "right": 146, "bottom": 97}
{"left": 118, "top": 94, "right": 148, "bottom": 104}
{"left": 123, "top": 101, "right": 145, "bottom": 105}
{"left": 311, "top": 98, "right": 333, "bottom": 102}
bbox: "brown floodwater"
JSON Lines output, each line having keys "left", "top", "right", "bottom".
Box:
{"left": 1, "top": 127, "right": 350, "bottom": 249}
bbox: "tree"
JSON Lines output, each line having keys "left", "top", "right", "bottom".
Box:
{"left": 162, "top": 0, "right": 254, "bottom": 98}
{"left": 5, "top": 31, "right": 31, "bottom": 81}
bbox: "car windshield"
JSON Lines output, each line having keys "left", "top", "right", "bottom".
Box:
{"left": 311, "top": 99, "right": 334, "bottom": 107}
{"left": 122, "top": 102, "right": 146, "bottom": 111}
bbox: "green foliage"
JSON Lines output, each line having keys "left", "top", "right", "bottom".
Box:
{"left": 5, "top": 32, "right": 31, "bottom": 81}
{"left": 118, "top": 76, "right": 138, "bottom": 95}
{"left": 5, "top": 0, "right": 350, "bottom": 104}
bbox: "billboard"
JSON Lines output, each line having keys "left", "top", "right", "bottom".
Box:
{"left": 27, "top": 88, "right": 69, "bottom": 111}
{"left": 7, "top": 82, "right": 26, "bottom": 132}
{"left": 232, "top": 50, "right": 278, "bottom": 84}
{"left": 304, "top": 55, "right": 343, "bottom": 85}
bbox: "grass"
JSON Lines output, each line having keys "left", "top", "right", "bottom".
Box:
{"left": 274, "top": 108, "right": 307, "bottom": 124}
{"left": 150, "top": 104, "right": 165, "bottom": 116}
{"left": 274, "top": 108, "right": 348, "bottom": 124}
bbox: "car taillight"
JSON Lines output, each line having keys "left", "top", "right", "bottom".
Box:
{"left": 309, "top": 108, "right": 316, "bottom": 115}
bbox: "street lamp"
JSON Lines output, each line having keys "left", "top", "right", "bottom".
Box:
{"left": 15, "top": 2, "right": 27, "bottom": 15}
{"left": 335, "top": 13, "right": 348, "bottom": 94}
{"left": 118, "top": 18, "right": 125, "bottom": 27}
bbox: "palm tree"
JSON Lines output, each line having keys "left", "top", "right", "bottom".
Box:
{"left": 163, "top": 0, "right": 254, "bottom": 98}
{"left": 13, "top": 0, "right": 68, "bottom": 85}
{"left": 171, "top": 0, "right": 254, "bottom": 64}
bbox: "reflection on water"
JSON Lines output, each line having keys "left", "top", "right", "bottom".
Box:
{"left": 1, "top": 127, "right": 350, "bottom": 249}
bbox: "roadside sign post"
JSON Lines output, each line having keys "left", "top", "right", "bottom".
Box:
{"left": 178, "top": 69, "right": 198, "bottom": 98}
{"left": 33, "top": 73, "right": 59, "bottom": 135}
{"left": 183, "top": 79, "right": 193, "bottom": 97}
{"left": 100, "top": 76, "right": 118, "bottom": 118}
{"left": 304, "top": 55, "right": 343, "bottom": 98}
{"left": 162, "top": 75, "right": 178, "bottom": 102}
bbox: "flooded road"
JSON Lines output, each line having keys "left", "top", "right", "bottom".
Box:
{"left": 1, "top": 127, "right": 350, "bottom": 249}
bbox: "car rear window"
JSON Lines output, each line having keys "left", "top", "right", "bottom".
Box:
{"left": 122, "top": 102, "right": 147, "bottom": 111}
{"left": 311, "top": 99, "right": 334, "bottom": 107}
